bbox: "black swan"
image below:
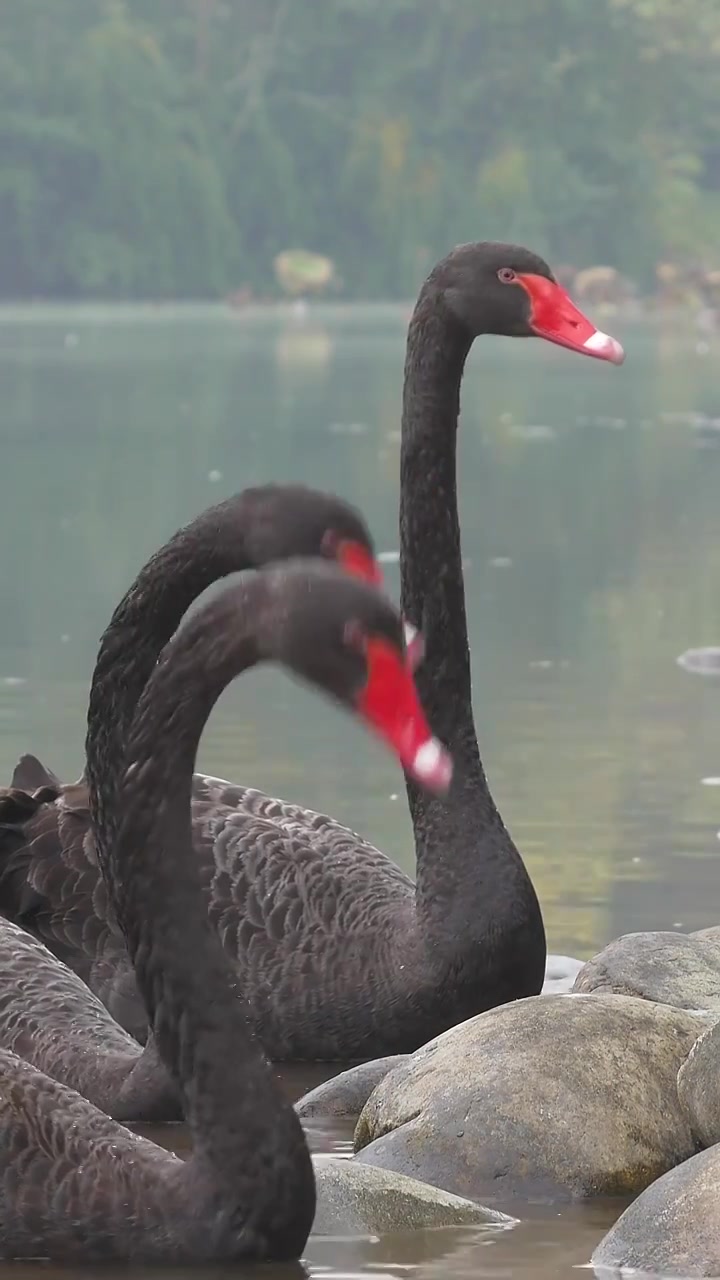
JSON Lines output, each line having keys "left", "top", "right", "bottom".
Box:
{"left": 0, "top": 562, "right": 446, "bottom": 1263}
{"left": 0, "top": 484, "right": 387, "bottom": 1051}
{"left": 0, "top": 243, "right": 623, "bottom": 1060}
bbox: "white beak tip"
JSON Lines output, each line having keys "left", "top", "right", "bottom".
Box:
{"left": 410, "top": 738, "right": 453, "bottom": 793}
{"left": 583, "top": 329, "right": 625, "bottom": 366}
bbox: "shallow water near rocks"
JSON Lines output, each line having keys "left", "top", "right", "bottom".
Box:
{"left": 0, "top": 304, "right": 718, "bottom": 1278}
{"left": 0, "top": 1082, "right": 628, "bottom": 1279}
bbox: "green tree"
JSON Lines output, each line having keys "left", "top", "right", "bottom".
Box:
{"left": 0, "top": 0, "right": 717, "bottom": 299}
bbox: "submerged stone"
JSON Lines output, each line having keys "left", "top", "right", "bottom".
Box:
{"left": 296, "top": 1056, "right": 409, "bottom": 1120}
{"left": 678, "top": 1020, "right": 720, "bottom": 1148}
{"left": 354, "top": 993, "right": 704, "bottom": 1202}
{"left": 542, "top": 953, "right": 584, "bottom": 994}
{"left": 312, "top": 1156, "right": 511, "bottom": 1235}
{"left": 573, "top": 929, "right": 720, "bottom": 1021}
{"left": 592, "top": 1142, "right": 720, "bottom": 1277}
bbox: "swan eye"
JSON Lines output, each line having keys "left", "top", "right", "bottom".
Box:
{"left": 498, "top": 268, "right": 517, "bottom": 284}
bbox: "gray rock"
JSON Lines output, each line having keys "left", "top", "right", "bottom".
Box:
{"left": 311, "top": 1156, "right": 511, "bottom": 1235}
{"left": 354, "top": 994, "right": 705, "bottom": 1202}
{"left": 573, "top": 930, "right": 720, "bottom": 1020}
{"left": 542, "top": 953, "right": 584, "bottom": 994}
{"left": 592, "top": 1142, "right": 720, "bottom": 1278}
{"left": 694, "top": 924, "right": 720, "bottom": 946}
{"left": 296, "top": 1056, "right": 409, "bottom": 1120}
{"left": 678, "top": 1020, "right": 720, "bottom": 1148}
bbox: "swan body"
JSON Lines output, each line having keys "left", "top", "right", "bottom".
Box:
{"left": 0, "top": 909, "right": 178, "bottom": 1120}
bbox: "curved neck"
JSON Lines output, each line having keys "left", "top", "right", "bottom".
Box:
{"left": 112, "top": 576, "right": 314, "bottom": 1246}
{"left": 85, "top": 499, "right": 257, "bottom": 872}
{"left": 400, "top": 292, "right": 514, "bottom": 938}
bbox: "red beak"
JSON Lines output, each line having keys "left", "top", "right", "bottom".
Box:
{"left": 356, "top": 636, "right": 452, "bottom": 794}
{"left": 337, "top": 542, "right": 424, "bottom": 675}
{"left": 517, "top": 274, "right": 625, "bottom": 365}
{"left": 336, "top": 539, "right": 384, "bottom": 586}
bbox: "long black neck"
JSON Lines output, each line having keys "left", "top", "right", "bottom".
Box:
{"left": 85, "top": 498, "right": 258, "bottom": 875}
{"left": 112, "top": 576, "right": 315, "bottom": 1253}
{"left": 400, "top": 289, "right": 536, "bottom": 951}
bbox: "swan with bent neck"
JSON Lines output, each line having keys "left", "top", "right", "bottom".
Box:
{"left": 0, "top": 562, "right": 447, "bottom": 1263}
{"left": 0, "top": 485, "right": 382, "bottom": 1109}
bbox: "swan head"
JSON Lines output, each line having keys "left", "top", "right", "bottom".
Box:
{"left": 430, "top": 242, "right": 625, "bottom": 365}
{"left": 262, "top": 562, "right": 453, "bottom": 796}
{"left": 238, "top": 484, "right": 383, "bottom": 585}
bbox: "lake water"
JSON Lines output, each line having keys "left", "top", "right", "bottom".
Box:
{"left": 0, "top": 302, "right": 718, "bottom": 1278}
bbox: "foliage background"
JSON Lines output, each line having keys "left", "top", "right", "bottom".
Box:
{"left": 1, "top": 0, "right": 718, "bottom": 299}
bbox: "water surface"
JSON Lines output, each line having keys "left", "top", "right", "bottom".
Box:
{"left": 0, "top": 303, "right": 718, "bottom": 1278}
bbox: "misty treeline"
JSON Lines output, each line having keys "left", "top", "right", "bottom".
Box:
{"left": 1, "top": 0, "right": 718, "bottom": 300}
